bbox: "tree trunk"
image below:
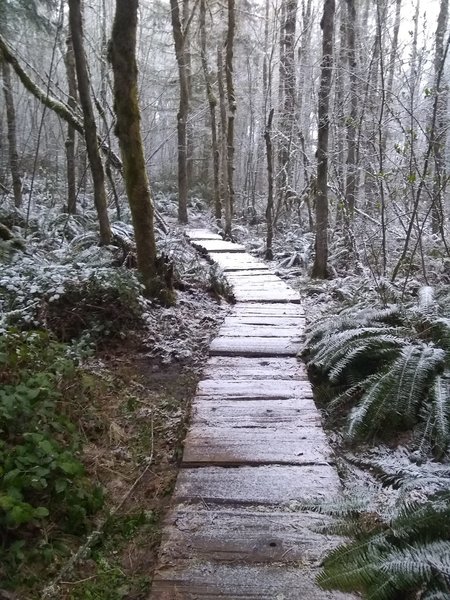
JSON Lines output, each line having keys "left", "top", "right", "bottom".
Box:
{"left": 344, "top": 0, "right": 357, "bottom": 218}
{"left": 109, "top": 0, "right": 173, "bottom": 302}
{"left": 1, "top": 56, "right": 22, "bottom": 208}
{"left": 225, "top": 0, "right": 236, "bottom": 224}
{"left": 64, "top": 34, "right": 77, "bottom": 215}
{"left": 218, "top": 45, "right": 232, "bottom": 236}
{"left": 68, "top": 0, "right": 111, "bottom": 245}
{"left": 265, "top": 108, "right": 275, "bottom": 260}
{"left": 170, "top": 0, "right": 189, "bottom": 224}
{"left": 432, "top": 0, "right": 449, "bottom": 234}
{"left": 200, "top": 0, "right": 221, "bottom": 223}
{"left": 277, "top": 0, "right": 298, "bottom": 213}
{"left": 312, "top": 0, "right": 335, "bottom": 279}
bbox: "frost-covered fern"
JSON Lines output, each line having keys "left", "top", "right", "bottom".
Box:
{"left": 304, "top": 293, "right": 450, "bottom": 455}
{"left": 314, "top": 472, "right": 450, "bottom": 599}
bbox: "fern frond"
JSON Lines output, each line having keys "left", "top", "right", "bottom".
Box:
{"left": 427, "top": 375, "right": 450, "bottom": 455}
{"left": 347, "top": 369, "right": 396, "bottom": 438}
{"left": 380, "top": 541, "right": 450, "bottom": 585}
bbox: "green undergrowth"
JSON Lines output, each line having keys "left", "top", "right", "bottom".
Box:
{"left": 0, "top": 326, "right": 198, "bottom": 598}
{"left": 0, "top": 329, "right": 104, "bottom": 590}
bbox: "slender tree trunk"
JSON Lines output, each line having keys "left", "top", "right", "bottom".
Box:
{"left": 225, "top": 0, "right": 236, "bottom": 224}
{"left": 200, "top": 0, "right": 221, "bottom": 222}
{"left": 0, "top": 33, "right": 122, "bottom": 172}
{"left": 68, "top": 0, "right": 111, "bottom": 244}
{"left": 1, "top": 56, "right": 22, "bottom": 208}
{"left": 109, "top": 0, "right": 172, "bottom": 302}
{"left": 312, "top": 0, "right": 335, "bottom": 279}
{"left": 432, "top": 0, "right": 449, "bottom": 234}
{"left": 218, "top": 45, "right": 231, "bottom": 235}
{"left": 344, "top": 0, "right": 357, "bottom": 217}
{"left": 277, "top": 0, "right": 298, "bottom": 212}
{"left": 170, "top": 0, "right": 189, "bottom": 223}
{"left": 183, "top": 0, "right": 194, "bottom": 189}
{"left": 265, "top": 108, "right": 275, "bottom": 260}
{"left": 64, "top": 35, "right": 77, "bottom": 215}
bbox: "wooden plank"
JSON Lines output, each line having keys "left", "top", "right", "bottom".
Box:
{"left": 226, "top": 274, "right": 282, "bottom": 284}
{"left": 151, "top": 563, "right": 355, "bottom": 600}
{"left": 209, "top": 253, "right": 268, "bottom": 271}
{"left": 223, "top": 315, "right": 306, "bottom": 327}
{"left": 204, "top": 357, "right": 308, "bottom": 380}
{"left": 182, "top": 426, "right": 331, "bottom": 466}
{"left": 174, "top": 465, "right": 342, "bottom": 505}
{"left": 231, "top": 302, "right": 304, "bottom": 316}
{"left": 186, "top": 229, "right": 223, "bottom": 240}
{"left": 157, "top": 507, "right": 342, "bottom": 565}
{"left": 210, "top": 336, "right": 302, "bottom": 356}
{"left": 219, "top": 325, "right": 303, "bottom": 338}
{"left": 197, "top": 379, "right": 311, "bottom": 398}
{"left": 233, "top": 290, "right": 301, "bottom": 303}
{"left": 193, "top": 239, "right": 246, "bottom": 253}
{"left": 224, "top": 269, "right": 279, "bottom": 277}
{"left": 190, "top": 397, "right": 321, "bottom": 428}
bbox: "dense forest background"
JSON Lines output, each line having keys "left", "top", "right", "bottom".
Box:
{"left": 1, "top": 0, "right": 449, "bottom": 284}
{"left": 1, "top": 0, "right": 450, "bottom": 598}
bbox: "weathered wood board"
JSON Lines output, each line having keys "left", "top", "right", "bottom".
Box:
{"left": 182, "top": 425, "right": 331, "bottom": 466}
{"left": 185, "top": 229, "right": 223, "bottom": 240}
{"left": 203, "top": 356, "right": 308, "bottom": 380}
{"left": 209, "top": 252, "right": 268, "bottom": 271}
{"left": 157, "top": 507, "right": 342, "bottom": 565}
{"left": 218, "top": 324, "right": 303, "bottom": 338}
{"left": 174, "top": 465, "right": 342, "bottom": 505}
{"left": 231, "top": 302, "right": 305, "bottom": 316}
{"left": 210, "top": 336, "right": 302, "bottom": 356}
{"left": 226, "top": 274, "right": 283, "bottom": 285}
{"left": 197, "top": 379, "right": 312, "bottom": 398}
{"left": 232, "top": 289, "right": 301, "bottom": 303}
{"left": 223, "top": 314, "right": 306, "bottom": 326}
{"left": 151, "top": 563, "right": 355, "bottom": 600}
{"left": 193, "top": 239, "right": 246, "bottom": 253}
{"left": 190, "top": 397, "right": 321, "bottom": 428}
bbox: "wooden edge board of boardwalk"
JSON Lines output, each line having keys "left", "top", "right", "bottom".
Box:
{"left": 149, "top": 229, "right": 357, "bottom": 599}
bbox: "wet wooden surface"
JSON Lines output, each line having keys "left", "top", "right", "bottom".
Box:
{"left": 149, "top": 230, "right": 356, "bottom": 599}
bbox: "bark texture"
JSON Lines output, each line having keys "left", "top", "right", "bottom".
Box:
{"left": 200, "top": 0, "right": 221, "bottom": 222}
{"left": 225, "top": 0, "right": 236, "bottom": 226}
{"left": 109, "top": 0, "right": 173, "bottom": 302}
{"left": 170, "top": 0, "right": 189, "bottom": 223}
{"left": 68, "top": 0, "right": 111, "bottom": 244}
{"left": 1, "top": 56, "right": 22, "bottom": 208}
{"left": 312, "top": 0, "right": 335, "bottom": 279}
{"left": 64, "top": 35, "right": 78, "bottom": 215}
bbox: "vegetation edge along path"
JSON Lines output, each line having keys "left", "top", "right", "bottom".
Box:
{"left": 149, "top": 229, "right": 357, "bottom": 599}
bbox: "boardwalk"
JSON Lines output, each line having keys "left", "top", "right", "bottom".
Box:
{"left": 149, "top": 230, "right": 355, "bottom": 600}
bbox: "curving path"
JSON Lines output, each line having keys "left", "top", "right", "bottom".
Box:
{"left": 149, "top": 230, "right": 356, "bottom": 600}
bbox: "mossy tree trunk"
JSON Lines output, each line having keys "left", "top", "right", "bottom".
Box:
{"left": 170, "top": 0, "right": 189, "bottom": 224}
{"left": 225, "top": 0, "right": 236, "bottom": 225}
{"left": 1, "top": 55, "right": 22, "bottom": 208}
{"left": 199, "top": 0, "right": 221, "bottom": 223}
{"left": 63, "top": 35, "right": 78, "bottom": 215}
{"left": 109, "top": 0, "right": 172, "bottom": 301}
{"left": 312, "top": 0, "right": 335, "bottom": 279}
{"left": 68, "top": 0, "right": 111, "bottom": 245}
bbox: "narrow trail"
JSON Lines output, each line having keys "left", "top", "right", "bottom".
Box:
{"left": 149, "top": 230, "right": 356, "bottom": 599}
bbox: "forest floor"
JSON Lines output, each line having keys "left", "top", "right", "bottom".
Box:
{"left": 16, "top": 287, "right": 227, "bottom": 600}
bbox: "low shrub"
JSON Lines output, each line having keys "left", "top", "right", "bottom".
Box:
{"left": 0, "top": 330, "right": 103, "bottom": 586}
